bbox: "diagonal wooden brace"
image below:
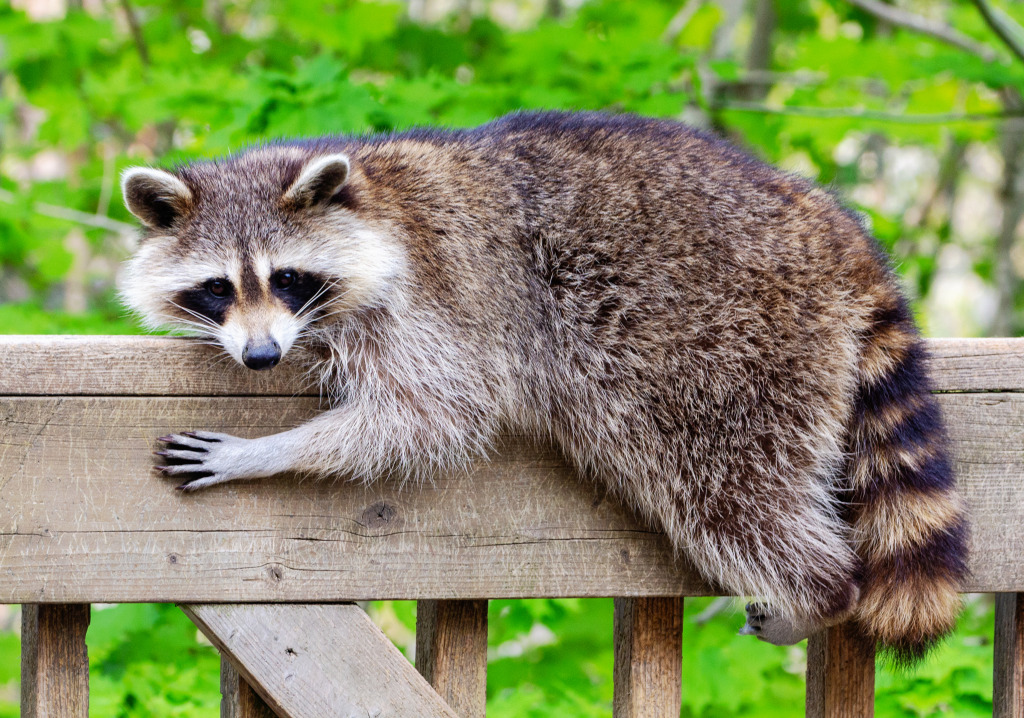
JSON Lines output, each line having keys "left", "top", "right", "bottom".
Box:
{"left": 183, "top": 603, "right": 459, "bottom": 718}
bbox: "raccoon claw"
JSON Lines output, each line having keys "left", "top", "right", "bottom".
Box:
{"left": 739, "top": 602, "right": 768, "bottom": 636}
{"left": 182, "top": 431, "right": 228, "bottom": 442}
{"left": 153, "top": 462, "right": 202, "bottom": 475}
{"left": 159, "top": 432, "right": 227, "bottom": 451}
{"left": 154, "top": 448, "right": 208, "bottom": 461}
{"left": 739, "top": 601, "right": 817, "bottom": 646}
{"left": 153, "top": 431, "right": 252, "bottom": 491}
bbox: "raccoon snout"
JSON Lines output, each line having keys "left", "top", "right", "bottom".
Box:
{"left": 242, "top": 339, "right": 282, "bottom": 371}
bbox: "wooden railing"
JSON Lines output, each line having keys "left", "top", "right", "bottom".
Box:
{"left": 2, "top": 335, "right": 1024, "bottom": 717}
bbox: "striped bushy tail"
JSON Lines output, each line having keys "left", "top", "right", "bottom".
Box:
{"left": 848, "top": 301, "right": 969, "bottom": 665}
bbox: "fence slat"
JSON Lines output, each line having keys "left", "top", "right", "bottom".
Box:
{"left": 806, "top": 623, "right": 874, "bottom": 718}
{"left": 20, "top": 603, "right": 90, "bottom": 718}
{"left": 221, "top": 657, "right": 278, "bottom": 718}
{"left": 416, "top": 599, "right": 488, "bottom": 718}
{"left": 995, "top": 593, "right": 1024, "bottom": 717}
{"left": 612, "top": 597, "right": 683, "bottom": 717}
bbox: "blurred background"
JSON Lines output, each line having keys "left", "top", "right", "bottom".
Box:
{"left": 0, "top": 0, "right": 1018, "bottom": 714}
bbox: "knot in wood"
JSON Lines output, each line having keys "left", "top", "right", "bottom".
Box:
{"left": 361, "top": 501, "right": 398, "bottom": 530}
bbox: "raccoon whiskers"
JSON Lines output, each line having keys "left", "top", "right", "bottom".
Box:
{"left": 205, "top": 351, "right": 237, "bottom": 371}
{"left": 298, "top": 288, "right": 353, "bottom": 327}
{"left": 152, "top": 311, "right": 219, "bottom": 339}
{"left": 291, "top": 288, "right": 355, "bottom": 352}
{"left": 167, "top": 300, "right": 221, "bottom": 331}
{"left": 295, "top": 279, "right": 343, "bottom": 320}
{"left": 297, "top": 310, "right": 347, "bottom": 337}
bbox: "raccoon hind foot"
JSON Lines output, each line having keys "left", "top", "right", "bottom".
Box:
{"left": 739, "top": 602, "right": 820, "bottom": 646}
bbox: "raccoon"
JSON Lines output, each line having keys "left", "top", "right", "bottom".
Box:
{"left": 120, "top": 111, "right": 968, "bottom": 663}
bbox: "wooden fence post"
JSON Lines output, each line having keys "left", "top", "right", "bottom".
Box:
{"left": 416, "top": 599, "right": 489, "bottom": 718}
{"left": 806, "top": 622, "right": 875, "bottom": 718}
{"left": 221, "top": 657, "right": 278, "bottom": 718}
{"left": 612, "top": 597, "right": 683, "bottom": 718}
{"left": 995, "top": 593, "right": 1024, "bottom": 717}
{"left": 21, "top": 603, "right": 91, "bottom": 718}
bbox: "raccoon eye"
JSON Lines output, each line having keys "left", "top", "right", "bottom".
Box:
{"left": 206, "top": 279, "right": 230, "bottom": 298}
{"left": 274, "top": 270, "right": 297, "bottom": 290}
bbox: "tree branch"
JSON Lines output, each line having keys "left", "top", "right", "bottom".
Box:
{"left": 118, "top": 0, "right": 151, "bottom": 67}
{"left": 734, "top": 0, "right": 776, "bottom": 102}
{"left": 662, "top": 0, "right": 705, "bottom": 45}
{"left": 712, "top": 69, "right": 826, "bottom": 87}
{"left": 716, "top": 101, "right": 1024, "bottom": 124}
{"left": 0, "top": 189, "right": 136, "bottom": 235}
{"left": 847, "top": 0, "right": 998, "bottom": 62}
{"left": 971, "top": 0, "right": 1024, "bottom": 66}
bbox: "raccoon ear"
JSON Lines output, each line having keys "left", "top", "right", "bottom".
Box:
{"left": 283, "top": 154, "right": 351, "bottom": 208}
{"left": 121, "top": 167, "right": 193, "bottom": 230}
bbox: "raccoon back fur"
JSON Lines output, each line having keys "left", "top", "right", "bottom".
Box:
{"left": 120, "top": 111, "right": 968, "bottom": 663}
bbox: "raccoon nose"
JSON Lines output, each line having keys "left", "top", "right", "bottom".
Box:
{"left": 242, "top": 339, "right": 281, "bottom": 371}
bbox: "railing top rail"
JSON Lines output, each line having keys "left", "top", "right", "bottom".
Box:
{"left": 3, "top": 335, "right": 1024, "bottom": 396}
{"left": 0, "top": 336, "right": 1020, "bottom": 603}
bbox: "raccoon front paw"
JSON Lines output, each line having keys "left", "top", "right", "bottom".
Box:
{"left": 738, "top": 602, "right": 818, "bottom": 646}
{"left": 154, "top": 431, "right": 250, "bottom": 492}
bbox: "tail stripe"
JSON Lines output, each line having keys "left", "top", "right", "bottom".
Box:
{"left": 866, "top": 518, "right": 968, "bottom": 586}
{"left": 851, "top": 443, "right": 954, "bottom": 502}
{"left": 857, "top": 488, "right": 965, "bottom": 561}
{"left": 855, "top": 341, "right": 932, "bottom": 425}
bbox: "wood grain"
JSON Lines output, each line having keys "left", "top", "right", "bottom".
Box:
{"left": 1, "top": 335, "right": 1023, "bottom": 395}
{"left": 612, "top": 597, "right": 683, "bottom": 718}
{"left": 221, "top": 657, "right": 279, "bottom": 718}
{"left": 927, "top": 337, "right": 1024, "bottom": 392}
{"left": 995, "top": 593, "right": 1024, "bottom": 718}
{"left": 184, "top": 603, "right": 459, "bottom": 718}
{"left": 416, "top": 600, "right": 488, "bottom": 718}
{"left": 805, "top": 623, "right": 875, "bottom": 718}
{"left": 0, "top": 390, "right": 1017, "bottom": 601}
{"left": 0, "top": 335, "right": 312, "bottom": 396}
{"left": 20, "top": 604, "right": 90, "bottom": 718}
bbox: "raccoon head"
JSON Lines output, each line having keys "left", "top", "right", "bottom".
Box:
{"left": 119, "top": 148, "right": 404, "bottom": 370}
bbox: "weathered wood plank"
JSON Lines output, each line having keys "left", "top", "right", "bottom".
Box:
{"left": 221, "top": 658, "right": 279, "bottom": 718}
{"left": 0, "top": 396, "right": 702, "bottom": 602}
{"left": 1, "top": 335, "right": 1023, "bottom": 396}
{"left": 184, "top": 603, "right": 459, "bottom": 718}
{"left": 612, "top": 597, "right": 683, "bottom": 718}
{"left": 0, "top": 335, "right": 312, "bottom": 397}
{"left": 416, "top": 600, "right": 488, "bottom": 718}
{"left": 20, "top": 603, "right": 90, "bottom": 718}
{"left": 928, "top": 337, "right": 1024, "bottom": 393}
{"left": 995, "top": 593, "right": 1024, "bottom": 718}
{"left": 0, "top": 391, "right": 1020, "bottom": 601}
{"left": 805, "top": 623, "right": 875, "bottom": 718}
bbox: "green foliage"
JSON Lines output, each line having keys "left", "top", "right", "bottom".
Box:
{"left": 88, "top": 604, "right": 221, "bottom": 717}
{"left": 0, "top": 0, "right": 704, "bottom": 332}
{"left": 0, "top": 302, "right": 139, "bottom": 334}
{"left": 3, "top": 0, "right": 1022, "bottom": 333}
